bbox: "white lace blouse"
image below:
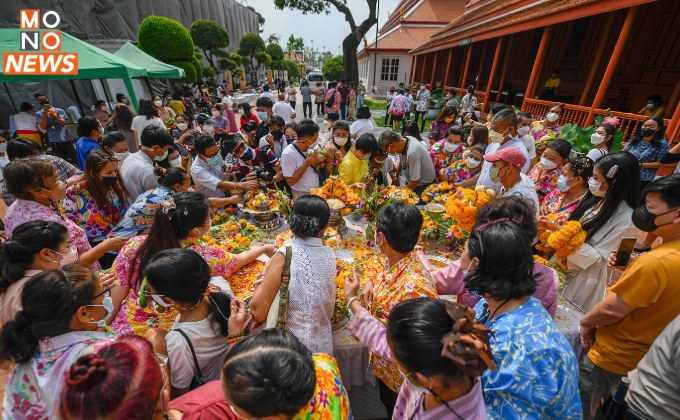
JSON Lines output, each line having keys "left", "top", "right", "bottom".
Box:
{"left": 279, "top": 237, "right": 337, "bottom": 354}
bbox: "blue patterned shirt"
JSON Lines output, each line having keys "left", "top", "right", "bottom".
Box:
{"left": 624, "top": 138, "right": 670, "bottom": 181}
{"left": 474, "top": 296, "right": 583, "bottom": 419}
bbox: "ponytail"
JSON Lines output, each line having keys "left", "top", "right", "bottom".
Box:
{"left": 207, "top": 292, "right": 232, "bottom": 336}
{"left": 0, "top": 220, "right": 67, "bottom": 293}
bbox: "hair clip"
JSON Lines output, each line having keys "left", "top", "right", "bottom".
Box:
{"left": 474, "top": 217, "right": 509, "bottom": 231}
{"left": 159, "top": 197, "right": 176, "bottom": 215}
{"left": 606, "top": 164, "right": 619, "bottom": 178}
{"left": 183, "top": 207, "right": 189, "bottom": 216}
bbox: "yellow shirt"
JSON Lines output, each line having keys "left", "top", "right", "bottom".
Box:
{"left": 637, "top": 106, "right": 666, "bottom": 118}
{"left": 338, "top": 150, "right": 368, "bottom": 185}
{"left": 169, "top": 99, "right": 186, "bottom": 116}
{"left": 544, "top": 77, "right": 561, "bottom": 89}
{"left": 589, "top": 241, "right": 680, "bottom": 375}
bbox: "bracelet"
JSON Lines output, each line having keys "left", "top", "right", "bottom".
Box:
{"left": 227, "top": 331, "right": 247, "bottom": 345}
{"left": 347, "top": 296, "right": 359, "bottom": 309}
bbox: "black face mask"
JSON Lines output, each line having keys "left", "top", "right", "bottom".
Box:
{"left": 102, "top": 176, "right": 118, "bottom": 188}
{"left": 640, "top": 128, "right": 656, "bottom": 138}
{"left": 632, "top": 205, "right": 678, "bottom": 232}
{"left": 271, "top": 130, "right": 284, "bottom": 141}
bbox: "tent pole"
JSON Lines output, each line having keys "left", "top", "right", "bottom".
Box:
{"left": 3, "top": 83, "right": 18, "bottom": 113}
{"left": 145, "top": 78, "right": 154, "bottom": 96}
{"left": 69, "top": 80, "right": 85, "bottom": 117}
{"left": 99, "top": 79, "right": 113, "bottom": 110}
{"left": 123, "top": 78, "right": 139, "bottom": 113}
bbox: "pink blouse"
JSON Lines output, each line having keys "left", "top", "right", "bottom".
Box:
{"left": 4, "top": 199, "right": 100, "bottom": 270}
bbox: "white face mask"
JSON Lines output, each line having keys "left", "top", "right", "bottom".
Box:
{"left": 540, "top": 156, "right": 558, "bottom": 170}
{"left": 203, "top": 124, "right": 214, "bottom": 133}
{"left": 51, "top": 244, "right": 78, "bottom": 266}
{"left": 113, "top": 151, "right": 130, "bottom": 163}
{"left": 488, "top": 129, "right": 504, "bottom": 143}
{"left": 153, "top": 100, "right": 163, "bottom": 107}
{"left": 169, "top": 157, "right": 182, "bottom": 168}
{"left": 88, "top": 296, "right": 114, "bottom": 328}
{"left": 546, "top": 112, "right": 559, "bottom": 122}
{"left": 591, "top": 133, "right": 605, "bottom": 145}
{"left": 588, "top": 178, "right": 606, "bottom": 197}
{"left": 324, "top": 120, "right": 332, "bottom": 129}
{"left": 334, "top": 136, "right": 348, "bottom": 147}
{"left": 444, "top": 141, "right": 458, "bottom": 152}
{"left": 177, "top": 122, "right": 188, "bottom": 131}
{"left": 0, "top": 142, "right": 7, "bottom": 153}
{"left": 151, "top": 293, "right": 172, "bottom": 308}
{"left": 467, "top": 157, "right": 481, "bottom": 168}
{"left": 517, "top": 126, "right": 531, "bottom": 136}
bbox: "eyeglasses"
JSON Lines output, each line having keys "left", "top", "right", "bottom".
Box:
{"left": 90, "top": 285, "right": 111, "bottom": 302}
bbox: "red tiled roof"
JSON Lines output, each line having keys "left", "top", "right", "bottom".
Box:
{"left": 381, "top": 0, "right": 466, "bottom": 34}
{"left": 359, "top": 25, "right": 444, "bottom": 56}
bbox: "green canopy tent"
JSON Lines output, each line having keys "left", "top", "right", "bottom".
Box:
{"left": 0, "top": 28, "right": 148, "bottom": 113}
{"left": 114, "top": 42, "right": 185, "bottom": 80}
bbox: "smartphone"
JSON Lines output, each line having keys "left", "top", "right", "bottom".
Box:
{"left": 614, "top": 237, "right": 637, "bottom": 267}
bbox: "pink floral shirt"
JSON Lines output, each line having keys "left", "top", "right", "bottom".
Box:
{"left": 528, "top": 163, "right": 562, "bottom": 202}
{"left": 429, "top": 140, "right": 464, "bottom": 173}
{"left": 4, "top": 199, "right": 100, "bottom": 270}
{"left": 442, "top": 158, "right": 481, "bottom": 183}
{"left": 111, "top": 235, "right": 238, "bottom": 335}
{"left": 324, "top": 89, "right": 342, "bottom": 113}
{"left": 543, "top": 189, "right": 584, "bottom": 220}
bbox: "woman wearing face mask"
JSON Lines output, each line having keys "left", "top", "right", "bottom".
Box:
{"left": 430, "top": 106, "right": 459, "bottom": 142}
{"left": 0, "top": 220, "right": 70, "bottom": 325}
{"left": 319, "top": 111, "right": 340, "bottom": 148}
{"left": 441, "top": 143, "right": 486, "bottom": 187}
{"left": 157, "top": 145, "right": 186, "bottom": 170}
{"left": 460, "top": 220, "right": 581, "bottom": 418}
{"left": 559, "top": 152, "right": 640, "bottom": 312}
{"left": 431, "top": 126, "right": 465, "bottom": 180}
{"left": 527, "top": 138, "right": 571, "bottom": 201}
{"left": 131, "top": 99, "right": 165, "bottom": 149}
{"left": 238, "top": 103, "right": 260, "bottom": 133}
{"left": 460, "top": 85, "right": 478, "bottom": 115}
{"left": 171, "top": 114, "right": 199, "bottom": 151}
{"left": 152, "top": 94, "right": 176, "bottom": 128}
{"left": 195, "top": 113, "right": 215, "bottom": 138}
{"left": 3, "top": 159, "right": 127, "bottom": 270}
{"left": 0, "top": 265, "right": 116, "bottom": 419}
{"left": 624, "top": 116, "right": 669, "bottom": 190}
{"left": 93, "top": 100, "right": 110, "bottom": 126}
{"left": 540, "top": 155, "right": 593, "bottom": 219}
{"left": 102, "top": 131, "right": 130, "bottom": 168}
{"left": 144, "top": 249, "right": 247, "bottom": 398}
{"left": 106, "top": 103, "right": 137, "bottom": 152}
{"left": 60, "top": 150, "right": 128, "bottom": 269}
{"left": 109, "top": 192, "right": 275, "bottom": 335}
{"left": 587, "top": 123, "right": 615, "bottom": 162}
{"left": 322, "top": 120, "right": 351, "bottom": 164}
{"left": 345, "top": 292, "right": 493, "bottom": 419}
{"left": 467, "top": 125, "right": 489, "bottom": 148}
{"left": 530, "top": 103, "right": 563, "bottom": 142}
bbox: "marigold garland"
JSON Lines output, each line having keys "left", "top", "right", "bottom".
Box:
{"left": 421, "top": 182, "right": 457, "bottom": 204}
{"left": 310, "top": 177, "right": 361, "bottom": 206}
{"left": 546, "top": 221, "right": 587, "bottom": 268}
{"left": 444, "top": 186, "right": 496, "bottom": 235}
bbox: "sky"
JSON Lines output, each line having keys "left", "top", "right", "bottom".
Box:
{"left": 246, "top": 0, "right": 401, "bottom": 54}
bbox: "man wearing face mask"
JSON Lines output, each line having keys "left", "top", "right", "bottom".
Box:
{"left": 120, "top": 125, "right": 173, "bottom": 206}
{"left": 484, "top": 147, "right": 540, "bottom": 217}
{"left": 75, "top": 116, "right": 104, "bottom": 170}
{"left": 378, "top": 131, "right": 436, "bottom": 195}
{"left": 254, "top": 97, "right": 274, "bottom": 142}
{"left": 517, "top": 112, "right": 537, "bottom": 162}
{"left": 280, "top": 119, "right": 325, "bottom": 199}
{"left": 578, "top": 174, "right": 680, "bottom": 419}
{"left": 258, "top": 116, "right": 288, "bottom": 159}
{"left": 196, "top": 114, "right": 216, "bottom": 138}
{"left": 223, "top": 134, "right": 281, "bottom": 183}
{"left": 476, "top": 109, "right": 530, "bottom": 193}
{"left": 191, "top": 135, "right": 258, "bottom": 199}
{"left": 413, "top": 82, "right": 431, "bottom": 132}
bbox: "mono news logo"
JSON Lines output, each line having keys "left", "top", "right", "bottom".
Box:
{"left": 2, "top": 9, "right": 79, "bottom": 75}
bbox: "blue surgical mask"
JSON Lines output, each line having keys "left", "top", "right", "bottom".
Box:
{"left": 155, "top": 149, "right": 169, "bottom": 162}
{"left": 257, "top": 111, "right": 269, "bottom": 122}
{"left": 206, "top": 154, "right": 222, "bottom": 167}
{"left": 646, "top": 103, "right": 654, "bottom": 110}
{"left": 556, "top": 175, "right": 571, "bottom": 192}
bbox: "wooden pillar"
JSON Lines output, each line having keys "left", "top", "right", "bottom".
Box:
{"left": 460, "top": 45, "right": 472, "bottom": 89}
{"left": 409, "top": 55, "right": 417, "bottom": 85}
{"left": 476, "top": 41, "right": 488, "bottom": 88}
{"left": 429, "top": 52, "right": 439, "bottom": 90}
{"left": 483, "top": 37, "right": 504, "bottom": 112}
{"left": 496, "top": 35, "right": 513, "bottom": 102}
{"left": 579, "top": 13, "right": 616, "bottom": 106}
{"left": 420, "top": 53, "right": 427, "bottom": 82}
{"left": 585, "top": 6, "right": 638, "bottom": 126}
{"left": 443, "top": 49, "right": 454, "bottom": 87}
{"left": 523, "top": 26, "right": 552, "bottom": 108}
{"left": 665, "top": 77, "right": 680, "bottom": 142}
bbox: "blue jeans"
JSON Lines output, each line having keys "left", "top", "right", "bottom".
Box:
{"left": 357, "top": 94, "right": 364, "bottom": 107}
{"left": 340, "top": 103, "right": 347, "bottom": 119}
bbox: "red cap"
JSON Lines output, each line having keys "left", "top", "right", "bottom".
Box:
{"left": 484, "top": 147, "right": 526, "bottom": 169}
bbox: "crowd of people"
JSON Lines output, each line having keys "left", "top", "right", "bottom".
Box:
{"left": 0, "top": 78, "right": 678, "bottom": 420}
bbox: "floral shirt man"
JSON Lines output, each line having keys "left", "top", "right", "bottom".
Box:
{"left": 415, "top": 88, "right": 431, "bottom": 112}
{"left": 528, "top": 163, "right": 562, "bottom": 202}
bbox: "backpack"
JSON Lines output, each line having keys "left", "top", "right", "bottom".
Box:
{"left": 325, "top": 90, "right": 336, "bottom": 108}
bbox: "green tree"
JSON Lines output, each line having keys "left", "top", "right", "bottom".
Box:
{"left": 138, "top": 16, "right": 196, "bottom": 82}
{"left": 322, "top": 55, "right": 345, "bottom": 81}
{"left": 267, "top": 34, "right": 281, "bottom": 44}
{"left": 266, "top": 44, "right": 285, "bottom": 62}
{"left": 274, "top": 0, "right": 377, "bottom": 83}
{"left": 284, "top": 59, "right": 301, "bottom": 79}
{"left": 238, "top": 33, "right": 271, "bottom": 86}
{"left": 190, "top": 20, "right": 230, "bottom": 71}
{"left": 286, "top": 34, "right": 305, "bottom": 51}
{"left": 247, "top": 6, "right": 266, "bottom": 32}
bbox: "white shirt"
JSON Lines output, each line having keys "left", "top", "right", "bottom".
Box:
{"left": 520, "top": 133, "right": 537, "bottom": 160}
{"left": 476, "top": 137, "right": 531, "bottom": 193}
{"left": 272, "top": 101, "right": 295, "bottom": 123}
{"left": 130, "top": 116, "right": 165, "bottom": 138}
{"left": 167, "top": 314, "right": 230, "bottom": 388}
{"left": 500, "top": 173, "right": 540, "bottom": 217}
{"left": 279, "top": 237, "right": 336, "bottom": 354}
{"left": 12, "top": 111, "right": 39, "bottom": 132}
{"left": 259, "top": 91, "right": 276, "bottom": 101}
{"left": 280, "top": 143, "right": 319, "bottom": 193}
{"left": 258, "top": 135, "right": 289, "bottom": 158}
{"left": 120, "top": 151, "right": 159, "bottom": 206}
{"left": 190, "top": 156, "right": 226, "bottom": 198}
{"left": 350, "top": 118, "right": 375, "bottom": 140}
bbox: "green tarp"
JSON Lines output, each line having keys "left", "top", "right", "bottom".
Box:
{"left": 0, "top": 28, "right": 147, "bottom": 82}
{"left": 114, "top": 42, "right": 185, "bottom": 80}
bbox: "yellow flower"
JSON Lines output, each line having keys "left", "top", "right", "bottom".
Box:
{"left": 239, "top": 218, "right": 248, "bottom": 226}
